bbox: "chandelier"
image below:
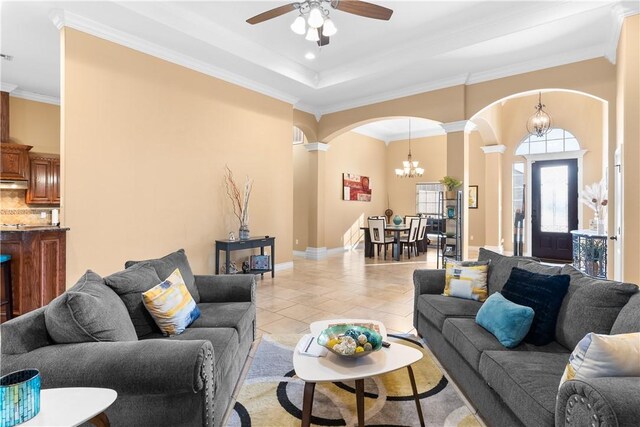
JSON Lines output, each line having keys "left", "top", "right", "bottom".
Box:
{"left": 290, "top": 1, "right": 337, "bottom": 42}
{"left": 395, "top": 119, "right": 424, "bottom": 178}
{"left": 526, "top": 92, "right": 552, "bottom": 137}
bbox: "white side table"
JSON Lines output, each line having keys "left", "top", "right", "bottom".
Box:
{"left": 21, "top": 387, "right": 117, "bottom": 427}
{"left": 294, "top": 319, "right": 424, "bottom": 427}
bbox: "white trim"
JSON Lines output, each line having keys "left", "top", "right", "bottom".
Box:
{"left": 305, "top": 247, "right": 328, "bottom": 260}
{"left": 304, "top": 142, "right": 330, "bottom": 152}
{"left": 440, "top": 120, "right": 477, "bottom": 133}
{"left": 522, "top": 150, "right": 587, "bottom": 256}
{"left": 293, "top": 250, "right": 307, "bottom": 258}
{"left": 605, "top": 6, "right": 640, "bottom": 64}
{"left": 11, "top": 89, "right": 60, "bottom": 106}
{"left": 482, "top": 245, "right": 504, "bottom": 254}
{"left": 481, "top": 145, "right": 507, "bottom": 154}
{"left": 275, "top": 261, "right": 294, "bottom": 272}
{"left": 327, "top": 247, "right": 349, "bottom": 255}
{"left": 0, "top": 83, "right": 17, "bottom": 93}
{"left": 48, "top": 9, "right": 299, "bottom": 107}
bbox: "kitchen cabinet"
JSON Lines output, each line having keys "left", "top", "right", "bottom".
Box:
{"left": 0, "top": 142, "right": 32, "bottom": 181}
{"left": 26, "top": 153, "right": 60, "bottom": 205}
{"left": 0, "top": 228, "right": 68, "bottom": 319}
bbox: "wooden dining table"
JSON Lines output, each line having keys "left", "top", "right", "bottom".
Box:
{"left": 360, "top": 224, "right": 409, "bottom": 261}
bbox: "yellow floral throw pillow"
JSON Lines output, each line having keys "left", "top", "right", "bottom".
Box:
{"left": 142, "top": 268, "right": 200, "bottom": 336}
{"left": 444, "top": 259, "right": 490, "bottom": 302}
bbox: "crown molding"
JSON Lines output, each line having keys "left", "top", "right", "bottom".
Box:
{"left": 48, "top": 9, "right": 300, "bottom": 106}
{"left": 481, "top": 144, "right": 507, "bottom": 154}
{"left": 304, "top": 142, "right": 330, "bottom": 152}
{"left": 605, "top": 7, "right": 639, "bottom": 64}
{"left": 11, "top": 89, "right": 60, "bottom": 106}
{"left": 440, "top": 120, "right": 477, "bottom": 133}
{"left": 1, "top": 83, "right": 18, "bottom": 93}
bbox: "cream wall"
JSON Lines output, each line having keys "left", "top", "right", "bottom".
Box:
{"left": 616, "top": 14, "right": 640, "bottom": 283}
{"left": 62, "top": 28, "right": 293, "bottom": 282}
{"left": 293, "top": 143, "right": 310, "bottom": 251}
{"left": 323, "top": 132, "right": 387, "bottom": 249}
{"left": 467, "top": 132, "right": 486, "bottom": 247}
{"left": 9, "top": 97, "right": 60, "bottom": 154}
{"left": 385, "top": 135, "right": 447, "bottom": 217}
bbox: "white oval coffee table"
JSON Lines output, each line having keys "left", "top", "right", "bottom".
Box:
{"left": 293, "top": 319, "right": 424, "bottom": 427}
{"left": 21, "top": 387, "right": 117, "bottom": 426}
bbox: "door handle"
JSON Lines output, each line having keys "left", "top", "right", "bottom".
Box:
{"left": 609, "top": 236, "right": 618, "bottom": 241}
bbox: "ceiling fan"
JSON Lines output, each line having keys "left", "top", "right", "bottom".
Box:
{"left": 246, "top": 0, "right": 393, "bottom": 47}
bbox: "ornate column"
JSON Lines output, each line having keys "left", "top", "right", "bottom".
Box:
{"left": 304, "top": 142, "right": 329, "bottom": 259}
{"left": 480, "top": 145, "right": 507, "bottom": 253}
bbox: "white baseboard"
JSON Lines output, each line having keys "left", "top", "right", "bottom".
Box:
{"left": 275, "top": 261, "right": 293, "bottom": 271}
{"left": 483, "top": 245, "right": 504, "bottom": 254}
{"left": 305, "top": 247, "right": 328, "bottom": 260}
{"left": 293, "top": 250, "right": 307, "bottom": 258}
{"left": 327, "top": 247, "right": 348, "bottom": 255}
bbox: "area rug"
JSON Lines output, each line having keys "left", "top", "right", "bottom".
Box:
{"left": 227, "top": 334, "right": 480, "bottom": 426}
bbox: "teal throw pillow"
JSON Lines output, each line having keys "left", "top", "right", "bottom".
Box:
{"left": 476, "top": 293, "right": 535, "bottom": 348}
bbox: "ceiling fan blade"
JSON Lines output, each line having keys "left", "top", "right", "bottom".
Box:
{"left": 331, "top": 0, "right": 393, "bottom": 20}
{"left": 317, "top": 27, "right": 330, "bottom": 47}
{"left": 246, "top": 3, "right": 298, "bottom": 25}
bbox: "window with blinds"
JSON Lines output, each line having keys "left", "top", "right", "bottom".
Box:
{"left": 416, "top": 183, "right": 443, "bottom": 215}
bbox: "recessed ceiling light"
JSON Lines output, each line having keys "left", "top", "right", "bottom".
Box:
{"left": 305, "top": 52, "right": 316, "bottom": 60}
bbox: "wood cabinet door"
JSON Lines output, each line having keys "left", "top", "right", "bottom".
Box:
{"left": 0, "top": 146, "right": 30, "bottom": 180}
{"left": 52, "top": 159, "right": 60, "bottom": 203}
{"left": 26, "top": 158, "right": 52, "bottom": 204}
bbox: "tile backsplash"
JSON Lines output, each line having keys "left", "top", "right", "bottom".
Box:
{"left": 0, "top": 190, "right": 56, "bottom": 225}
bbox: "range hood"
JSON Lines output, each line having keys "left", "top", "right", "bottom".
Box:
{"left": 0, "top": 180, "right": 28, "bottom": 190}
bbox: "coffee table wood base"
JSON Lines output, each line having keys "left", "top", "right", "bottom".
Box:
{"left": 300, "top": 366, "right": 424, "bottom": 427}
{"left": 89, "top": 412, "right": 110, "bottom": 427}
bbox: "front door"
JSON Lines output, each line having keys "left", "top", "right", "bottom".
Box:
{"left": 531, "top": 159, "right": 578, "bottom": 261}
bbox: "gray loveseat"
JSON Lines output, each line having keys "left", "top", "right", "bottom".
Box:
{"left": 1, "top": 249, "right": 256, "bottom": 427}
{"left": 413, "top": 248, "right": 640, "bottom": 427}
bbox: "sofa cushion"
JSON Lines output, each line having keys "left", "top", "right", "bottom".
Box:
{"left": 518, "top": 261, "right": 563, "bottom": 276}
{"left": 501, "top": 267, "right": 570, "bottom": 346}
{"left": 442, "top": 318, "right": 507, "bottom": 369}
{"left": 475, "top": 293, "right": 534, "bottom": 348}
{"left": 557, "top": 265, "right": 638, "bottom": 348}
{"left": 416, "top": 294, "right": 483, "bottom": 331}
{"left": 191, "top": 302, "right": 255, "bottom": 340}
{"left": 104, "top": 263, "right": 162, "bottom": 338}
{"left": 125, "top": 249, "right": 200, "bottom": 303}
{"left": 479, "top": 350, "right": 569, "bottom": 426}
{"left": 611, "top": 292, "right": 640, "bottom": 334}
{"left": 45, "top": 270, "right": 138, "bottom": 343}
{"left": 142, "top": 327, "right": 239, "bottom": 392}
{"left": 477, "top": 248, "right": 538, "bottom": 294}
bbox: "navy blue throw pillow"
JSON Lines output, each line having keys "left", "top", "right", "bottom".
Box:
{"left": 501, "top": 267, "right": 570, "bottom": 346}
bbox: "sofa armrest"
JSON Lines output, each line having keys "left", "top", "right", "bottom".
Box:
{"left": 413, "top": 269, "right": 446, "bottom": 296}
{"left": 195, "top": 274, "right": 256, "bottom": 303}
{"left": 1, "top": 339, "right": 214, "bottom": 396}
{"left": 556, "top": 377, "right": 640, "bottom": 427}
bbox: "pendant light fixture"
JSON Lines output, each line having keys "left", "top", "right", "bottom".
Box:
{"left": 526, "top": 92, "right": 552, "bottom": 137}
{"left": 395, "top": 119, "right": 424, "bottom": 178}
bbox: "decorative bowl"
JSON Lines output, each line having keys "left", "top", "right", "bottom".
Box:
{"left": 317, "top": 325, "right": 383, "bottom": 358}
{"left": 0, "top": 369, "right": 41, "bottom": 427}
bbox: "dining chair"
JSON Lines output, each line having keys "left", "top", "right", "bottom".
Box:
{"left": 399, "top": 218, "right": 420, "bottom": 259}
{"left": 416, "top": 217, "right": 429, "bottom": 255}
{"left": 368, "top": 218, "right": 394, "bottom": 259}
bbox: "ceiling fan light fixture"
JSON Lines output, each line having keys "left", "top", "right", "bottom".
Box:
{"left": 290, "top": 15, "right": 306, "bottom": 35}
{"left": 322, "top": 18, "right": 337, "bottom": 36}
{"left": 308, "top": 6, "right": 324, "bottom": 28}
{"left": 305, "top": 26, "right": 320, "bottom": 42}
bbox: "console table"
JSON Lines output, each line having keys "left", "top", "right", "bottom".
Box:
{"left": 215, "top": 236, "right": 275, "bottom": 278}
{"left": 570, "top": 229, "right": 607, "bottom": 278}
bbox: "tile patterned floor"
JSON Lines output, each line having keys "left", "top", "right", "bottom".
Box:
{"left": 255, "top": 247, "right": 438, "bottom": 338}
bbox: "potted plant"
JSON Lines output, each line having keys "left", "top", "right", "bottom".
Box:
{"left": 440, "top": 176, "right": 462, "bottom": 199}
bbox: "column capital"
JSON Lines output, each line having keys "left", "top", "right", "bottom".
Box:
{"left": 1, "top": 83, "right": 18, "bottom": 93}
{"left": 440, "top": 120, "right": 477, "bottom": 133}
{"left": 481, "top": 144, "right": 507, "bottom": 154}
{"left": 304, "top": 142, "right": 330, "bottom": 152}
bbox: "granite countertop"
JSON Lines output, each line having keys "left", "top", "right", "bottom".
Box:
{"left": 0, "top": 226, "right": 70, "bottom": 232}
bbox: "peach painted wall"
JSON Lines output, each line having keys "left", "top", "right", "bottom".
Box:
{"left": 467, "top": 132, "right": 486, "bottom": 247}
{"left": 9, "top": 97, "right": 60, "bottom": 154}
{"left": 62, "top": 28, "right": 293, "bottom": 283}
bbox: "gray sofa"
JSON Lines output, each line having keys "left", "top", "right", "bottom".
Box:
{"left": 1, "top": 249, "right": 256, "bottom": 427}
{"left": 413, "top": 248, "right": 640, "bottom": 427}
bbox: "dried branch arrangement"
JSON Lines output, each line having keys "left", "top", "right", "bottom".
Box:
{"left": 224, "top": 165, "right": 253, "bottom": 227}
{"left": 581, "top": 177, "right": 608, "bottom": 219}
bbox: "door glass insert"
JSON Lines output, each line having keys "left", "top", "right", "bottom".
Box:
{"left": 540, "top": 165, "right": 569, "bottom": 232}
